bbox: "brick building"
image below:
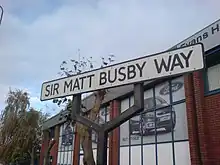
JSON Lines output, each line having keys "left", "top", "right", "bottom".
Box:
{"left": 40, "top": 18, "right": 220, "bottom": 165}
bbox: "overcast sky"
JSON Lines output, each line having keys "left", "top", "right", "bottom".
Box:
{"left": 0, "top": 0, "right": 219, "bottom": 115}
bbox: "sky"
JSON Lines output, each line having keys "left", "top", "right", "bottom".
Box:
{"left": 0, "top": 0, "right": 220, "bottom": 116}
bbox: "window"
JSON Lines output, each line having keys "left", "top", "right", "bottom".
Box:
{"left": 207, "top": 64, "right": 220, "bottom": 91}
{"left": 57, "top": 123, "right": 75, "bottom": 165}
{"left": 204, "top": 49, "right": 220, "bottom": 93}
{"left": 119, "top": 76, "right": 190, "bottom": 165}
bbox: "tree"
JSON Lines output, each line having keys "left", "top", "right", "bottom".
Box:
{"left": 0, "top": 89, "right": 49, "bottom": 165}
{"left": 54, "top": 51, "right": 115, "bottom": 165}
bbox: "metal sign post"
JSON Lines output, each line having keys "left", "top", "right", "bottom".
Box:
{"left": 71, "top": 83, "right": 144, "bottom": 165}
{"left": 40, "top": 43, "right": 205, "bottom": 165}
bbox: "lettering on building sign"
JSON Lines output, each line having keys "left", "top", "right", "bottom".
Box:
{"left": 41, "top": 44, "right": 204, "bottom": 101}
{"left": 179, "top": 23, "right": 219, "bottom": 48}
{"left": 170, "top": 20, "right": 220, "bottom": 51}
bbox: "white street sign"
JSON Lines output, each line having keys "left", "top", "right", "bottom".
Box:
{"left": 40, "top": 43, "right": 204, "bottom": 101}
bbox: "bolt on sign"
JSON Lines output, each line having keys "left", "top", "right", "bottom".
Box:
{"left": 40, "top": 43, "right": 204, "bottom": 101}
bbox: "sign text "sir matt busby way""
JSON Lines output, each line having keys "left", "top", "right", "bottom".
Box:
{"left": 40, "top": 43, "right": 204, "bottom": 101}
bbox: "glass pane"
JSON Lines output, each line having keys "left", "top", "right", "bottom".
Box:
{"left": 121, "top": 98, "right": 129, "bottom": 113}
{"left": 93, "top": 149, "right": 97, "bottom": 164}
{"left": 171, "top": 76, "right": 185, "bottom": 102}
{"left": 130, "top": 89, "right": 155, "bottom": 145}
{"left": 57, "top": 151, "right": 61, "bottom": 164}
{"left": 120, "top": 147, "right": 129, "bottom": 165}
{"left": 59, "top": 151, "right": 64, "bottom": 164}
{"left": 62, "top": 151, "right": 67, "bottom": 164}
{"left": 156, "top": 106, "right": 172, "bottom": 143}
{"left": 99, "top": 107, "right": 106, "bottom": 124}
{"left": 65, "top": 151, "right": 72, "bottom": 165}
{"left": 58, "top": 134, "right": 62, "bottom": 151}
{"left": 207, "top": 63, "right": 220, "bottom": 91}
{"left": 130, "top": 96, "right": 134, "bottom": 106}
{"left": 130, "top": 115, "right": 142, "bottom": 145}
{"left": 175, "top": 141, "right": 191, "bottom": 165}
{"left": 120, "top": 120, "right": 130, "bottom": 146}
{"left": 130, "top": 95, "right": 139, "bottom": 145}
{"left": 107, "top": 148, "right": 109, "bottom": 165}
{"left": 106, "top": 106, "right": 110, "bottom": 122}
{"left": 64, "top": 151, "right": 69, "bottom": 164}
{"left": 120, "top": 98, "right": 130, "bottom": 146}
{"left": 155, "top": 81, "right": 171, "bottom": 105}
{"left": 143, "top": 144, "right": 156, "bottom": 165}
{"left": 59, "top": 124, "right": 64, "bottom": 136}
{"left": 144, "top": 89, "right": 153, "bottom": 99}
{"left": 79, "top": 155, "right": 84, "bottom": 165}
{"left": 61, "top": 123, "right": 74, "bottom": 148}
{"left": 131, "top": 146, "right": 141, "bottom": 165}
{"left": 157, "top": 143, "right": 173, "bottom": 165}
{"left": 138, "top": 110, "right": 156, "bottom": 144}
{"left": 173, "top": 103, "right": 188, "bottom": 141}
{"left": 92, "top": 131, "right": 98, "bottom": 148}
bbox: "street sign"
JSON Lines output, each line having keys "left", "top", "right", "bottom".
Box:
{"left": 40, "top": 43, "right": 204, "bottom": 101}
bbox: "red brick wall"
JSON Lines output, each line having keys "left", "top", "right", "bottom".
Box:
{"left": 50, "top": 142, "right": 59, "bottom": 165}
{"left": 184, "top": 72, "right": 220, "bottom": 165}
{"left": 39, "top": 139, "right": 46, "bottom": 165}
{"left": 40, "top": 131, "right": 49, "bottom": 165}
{"left": 204, "top": 94, "right": 220, "bottom": 164}
{"left": 109, "top": 100, "right": 120, "bottom": 165}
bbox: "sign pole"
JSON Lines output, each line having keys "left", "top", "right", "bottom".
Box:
{"left": 70, "top": 83, "right": 144, "bottom": 165}
{"left": 97, "top": 130, "right": 108, "bottom": 165}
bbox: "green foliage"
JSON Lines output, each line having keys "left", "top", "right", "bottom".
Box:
{"left": 0, "top": 89, "right": 50, "bottom": 164}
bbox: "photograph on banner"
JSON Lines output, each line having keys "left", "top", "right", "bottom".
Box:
{"left": 120, "top": 98, "right": 131, "bottom": 146}
{"left": 171, "top": 76, "right": 185, "bottom": 102}
{"left": 59, "top": 122, "right": 75, "bottom": 151}
{"left": 129, "top": 89, "right": 155, "bottom": 145}
{"left": 173, "top": 103, "right": 189, "bottom": 141}
{"left": 120, "top": 76, "right": 188, "bottom": 145}
{"left": 155, "top": 81, "right": 170, "bottom": 104}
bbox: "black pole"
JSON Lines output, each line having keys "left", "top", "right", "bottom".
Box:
{"left": 0, "top": 5, "right": 3, "bottom": 25}
{"left": 96, "top": 131, "right": 108, "bottom": 165}
{"left": 71, "top": 83, "right": 144, "bottom": 165}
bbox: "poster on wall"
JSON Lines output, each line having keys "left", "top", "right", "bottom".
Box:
{"left": 120, "top": 76, "right": 188, "bottom": 146}
{"left": 59, "top": 122, "right": 75, "bottom": 151}
{"left": 57, "top": 122, "right": 75, "bottom": 165}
